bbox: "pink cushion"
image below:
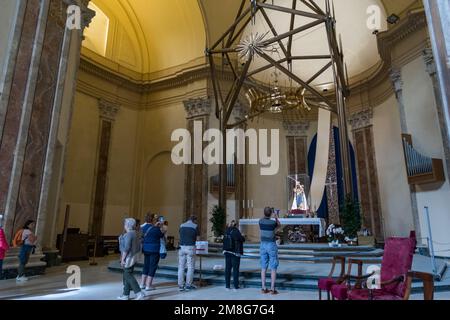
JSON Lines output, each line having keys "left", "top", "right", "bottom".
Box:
{"left": 318, "top": 278, "right": 337, "bottom": 291}
{"left": 331, "top": 284, "right": 348, "bottom": 300}
{"left": 348, "top": 289, "right": 402, "bottom": 300}
{"left": 381, "top": 237, "right": 415, "bottom": 297}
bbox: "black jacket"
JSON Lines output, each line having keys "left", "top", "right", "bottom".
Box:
{"left": 225, "top": 227, "right": 245, "bottom": 255}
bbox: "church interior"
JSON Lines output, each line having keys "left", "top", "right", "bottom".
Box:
{"left": 0, "top": 0, "right": 450, "bottom": 301}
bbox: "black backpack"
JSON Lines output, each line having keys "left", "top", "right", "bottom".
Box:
{"left": 223, "top": 230, "right": 235, "bottom": 252}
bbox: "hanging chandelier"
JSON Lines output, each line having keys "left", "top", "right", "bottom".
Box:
{"left": 245, "top": 71, "right": 312, "bottom": 116}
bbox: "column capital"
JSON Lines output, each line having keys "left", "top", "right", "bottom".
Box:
{"left": 63, "top": 0, "right": 95, "bottom": 30}
{"left": 183, "top": 97, "right": 211, "bottom": 119}
{"left": 80, "top": 4, "right": 96, "bottom": 30}
{"left": 349, "top": 109, "right": 373, "bottom": 130}
{"left": 389, "top": 68, "right": 403, "bottom": 96}
{"left": 283, "top": 121, "right": 310, "bottom": 136}
{"left": 423, "top": 48, "right": 437, "bottom": 76}
{"left": 98, "top": 99, "right": 120, "bottom": 121}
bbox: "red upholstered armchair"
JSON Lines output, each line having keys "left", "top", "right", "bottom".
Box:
{"left": 342, "top": 237, "right": 417, "bottom": 300}
{"left": 318, "top": 257, "right": 363, "bottom": 300}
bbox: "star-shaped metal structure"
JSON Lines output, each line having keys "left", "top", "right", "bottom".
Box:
{"left": 206, "top": 0, "right": 354, "bottom": 211}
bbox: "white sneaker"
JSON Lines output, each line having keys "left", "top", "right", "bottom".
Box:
{"left": 140, "top": 284, "right": 145, "bottom": 290}
{"left": 16, "top": 276, "right": 29, "bottom": 282}
{"left": 135, "top": 292, "right": 146, "bottom": 300}
{"left": 117, "top": 295, "right": 130, "bottom": 300}
{"left": 145, "top": 286, "right": 156, "bottom": 291}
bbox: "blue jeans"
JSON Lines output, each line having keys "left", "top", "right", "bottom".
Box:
{"left": 18, "top": 245, "right": 33, "bottom": 277}
{"left": 260, "top": 242, "right": 279, "bottom": 271}
{"left": 0, "top": 259, "right": 3, "bottom": 279}
{"left": 225, "top": 253, "right": 241, "bottom": 289}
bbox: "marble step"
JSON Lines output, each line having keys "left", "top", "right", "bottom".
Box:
{"left": 108, "top": 262, "right": 440, "bottom": 294}
{"left": 1, "top": 247, "right": 47, "bottom": 279}
{"left": 205, "top": 253, "right": 382, "bottom": 264}
{"left": 209, "top": 243, "right": 377, "bottom": 252}
{"left": 209, "top": 248, "right": 384, "bottom": 257}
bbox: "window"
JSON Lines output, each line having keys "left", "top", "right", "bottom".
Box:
{"left": 82, "top": 2, "right": 109, "bottom": 57}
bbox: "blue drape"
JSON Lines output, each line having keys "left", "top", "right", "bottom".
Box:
{"left": 307, "top": 127, "right": 358, "bottom": 221}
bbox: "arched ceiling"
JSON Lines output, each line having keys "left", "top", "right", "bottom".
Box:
{"left": 81, "top": 0, "right": 422, "bottom": 80}
{"left": 82, "top": 0, "right": 206, "bottom": 76}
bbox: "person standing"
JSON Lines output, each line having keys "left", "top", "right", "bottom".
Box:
{"left": 118, "top": 218, "right": 145, "bottom": 300}
{"left": 0, "top": 215, "right": 9, "bottom": 280}
{"left": 259, "top": 207, "right": 280, "bottom": 295}
{"left": 16, "top": 220, "right": 37, "bottom": 282}
{"left": 141, "top": 214, "right": 164, "bottom": 291}
{"left": 223, "top": 220, "right": 245, "bottom": 291}
{"left": 178, "top": 215, "right": 199, "bottom": 291}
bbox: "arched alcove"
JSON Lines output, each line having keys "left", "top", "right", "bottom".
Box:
{"left": 142, "top": 151, "right": 185, "bottom": 240}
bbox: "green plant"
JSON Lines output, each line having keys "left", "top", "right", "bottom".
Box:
{"left": 340, "top": 194, "right": 362, "bottom": 239}
{"left": 209, "top": 205, "right": 226, "bottom": 238}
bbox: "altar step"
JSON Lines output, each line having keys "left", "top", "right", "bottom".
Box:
{"left": 108, "top": 261, "right": 447, "bottom": 294}
{"left": 208, "top": 244, "right": 384, "bottom": 264}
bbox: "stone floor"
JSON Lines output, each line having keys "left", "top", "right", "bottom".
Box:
{"left": 0, "top": 254, "right": 449, "bottom": 300}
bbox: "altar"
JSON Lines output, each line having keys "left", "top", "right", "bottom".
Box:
{"left": 239, "top": 218, "right": 327, "bottom": 238}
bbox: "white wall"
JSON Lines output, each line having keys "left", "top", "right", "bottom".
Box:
{"left": 373, "top": 95, "right": 415, "bottom": 237}
{"left": 402, "top": 57, "right": 450, "bottom": 257}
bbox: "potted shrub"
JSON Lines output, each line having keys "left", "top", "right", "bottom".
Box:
{"left": 340, "top": 194, "right": 362, "bottom": 246}
{"left": 209, "top": 205, "right": 226, "bottom": 242}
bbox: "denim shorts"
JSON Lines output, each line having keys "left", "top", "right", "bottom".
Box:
{"left": 260, "top": 242, "right": 279, "bottom": 271}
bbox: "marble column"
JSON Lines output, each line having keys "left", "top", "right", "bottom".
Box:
{"left": 0, "top": 0, "right": 94, "bottom": 245}
{"left": 423, "top": 48, "right": 450, "bottom": 181}
{"left": 349, "top": 110, "right": 384, "bottom": 241}
{"left": 90, "top": 100, "right": 120, "bottom": 237}
{"left": 0, "top": 1, "right": 27, "bottom": 138}
{"left": 232, "top": 103, "right": 247, "bottom": 221}
{"left": 183, "top": 97, "right": 211, "bottom": 239}
{"left": 389, "top": 69, "right": 421, "bottom": 240}
{"left": 423, "top": 1, "right": 450, "bottom": 163}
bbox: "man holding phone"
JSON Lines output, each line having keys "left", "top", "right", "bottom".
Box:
{"left": 258, "top": 207, "right": 281, "bottom": 295}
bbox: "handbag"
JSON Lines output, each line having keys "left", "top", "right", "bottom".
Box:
{"left": 160, "top": 237, "right": 167, "bottom": 259}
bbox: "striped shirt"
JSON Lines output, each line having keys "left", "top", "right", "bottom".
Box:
{"left": 259, "top": 218, "right": 278, "bottom": 243}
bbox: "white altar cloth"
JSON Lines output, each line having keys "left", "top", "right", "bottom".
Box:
{"left": 239, "top": 218, "right": 327, "bottom": 237}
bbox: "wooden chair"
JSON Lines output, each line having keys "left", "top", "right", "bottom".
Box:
{"left": 318, "top": 256, "right": 346, "bottom": 300}
{"left": 404, "top": 271, "right": 435, "bottom": 300}
{"left": 330, "top": 258, "right": 364, "bottom": 300}
{"left": 318, "top": 257, "right": 364, "bottom": 300}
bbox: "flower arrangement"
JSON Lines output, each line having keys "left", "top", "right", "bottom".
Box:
{"left": 326, "top": 224, "right": 344, "bottom": 247}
